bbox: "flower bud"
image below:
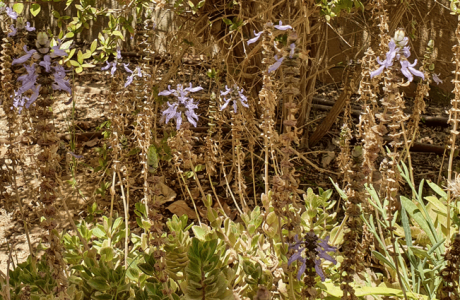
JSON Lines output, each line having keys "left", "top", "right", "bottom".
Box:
{"left": 394, "top": 29, "right": 408, "bottom": 47}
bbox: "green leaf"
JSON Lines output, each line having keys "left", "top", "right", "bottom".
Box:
{"left": 87, "top": 277, "right": 110, "bottom": 291}
{"left": 92, "top": 226, "right": 106, "bottom": 238}
{"left": 30, "top": 4, "right": 41, "bottom": 16}
{"left": 100, "top": 247, "right": 114, "bottom": 261}
{"left": 91, "top": 39, "right": 98, "bottom": 53}
{"left": 61, "top": 40, "right": 73, "bottom": 50}
{"left": 112, "top": 30, "right": 125, "bottom": 41}
{"left": 69, "top": 60, "right": 81, "bottom": 67}
{"left": 372, "top": 250, "right": 395, "bottom": 271}
{"left": 13, "top": 3, "right": 24, "bottom": 14}
{"left": 138, "top": 263, "right": 155, "bottom": 275}
{"left": 400, "top": 196, "right": 437, "bottom": 246}
{"left": 77, "top": 50, "right": 84, "bottom": 64}
{"left": 222, "top": 18, "right": 232, "bottom": 25}
{"left": 66, "top": 32, "right": 75, "bottom": 38}
{"left": 192, "top": 226, "right": 206, "bottom": 241}
{"left": 427, "top": 181, "right": 447, "bottom": 199}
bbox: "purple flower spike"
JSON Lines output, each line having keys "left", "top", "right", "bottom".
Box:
{"left": 6, "top": 7, "right": 17, "bottom": 20}
{"left": 219, "top": 85, "right": 249, "bottom": 113}
{"left": 8, "top": 25, "right": 17, "bottom": 37}
{"left": 268, "top": 55, "right": 284, "bottom": 73}
{"left": 400, "top": 59, "right": 424, "bottom": 82}
{"left": 39, "top": 55, "right": 51, "bottom": 72}
{"left": 247, "top": 30, "right": 263, "bottom": 45}
{"left": 289, "top": 43, "right": 295, "bottom": 58}
{"left": 25, "top": 22, "right": 35, "bottom": 32}
{"left": 101, "top": 61, "right": 111, "bottom": 71}
{"left": 12, "top": 46, "right": 37, "bottom": 65}
{"left": 433, "top": 73, "right": 443, "bottom": 85}
{"left": 288, "top": 232, "right": 337, "bottom": 282}
{"left": 274, "top": 21, "right": 292, "bottom": 31}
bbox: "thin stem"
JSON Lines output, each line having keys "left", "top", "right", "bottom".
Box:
{"left": 116, "top": 171, "right": 129, "bottom": 269}
{"left": 177, "top": 168, "right": 202, "bottom": 225}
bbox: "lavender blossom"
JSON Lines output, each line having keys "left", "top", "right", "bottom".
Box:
{"left": 12, "top": 45, "right": 37, "bottom": 65}
{"left": 247, "top": 30, "right": 263, "bottom": 45}
{"left": 274, "top": 21, "right": 292, "bottom": 31}
{"left": 219, "top": 85, "right": 249, "bottom": 113}
{"left": 433, "top": 73, "right": 443, "bottom": 85}
{"left": 110, "top": 61, "right": 117, "bottom": 76}
{"left": 124, "top": 66, "right": 142, "bottom": 88}
{"left": 160, "top": 83, "right": 202, "bottom": 129}
{"left": 289, "top": 43, "right": 295, "bottom": 58}
{"left": 12, "top": 92, "right": 27, "bottom": 114}
{"left": 17, "top": 64, "right": 38, "bottom": 95}
{"left": 101, "top": 61, "right": 112, "bottom": 71}
{"left": 400, "top": 59, "right": 425, "bottom": 82}
{"left": 6, "top": 7, "right": 17, "bottom": 20}
{"left": 39, "top": 55, "right": 51, "bottom": 72}
{"left": 52, "top": 65, "right": 72, "bottom": 94}
{"left": 25, "top": 22, "right": 35, "bottom": 32}
{"left": 370, "top": 30, "right": 424, "bottom": 83}
{"left": 25, "top": 84, "right": 41, "bottom": 108}
{"left": 268, "top": 55, "right": 285, "bottom": 73}
{"left": 50, "top": 44, "right": 67, "bottom": 58}
{"left": 184, "top": 98, "right": 199, "bottom": 127}
{"left": 68, "top": 151, "right": 83, "bottom": 159}
{"left": 158, "top": 83, "right": 203, "bottom": 101}
{"left": 288, "top": 233, "right": 337, "bottom": 282}
{"left": 116, "top": 47, "right": 122, "bottom": 60}
{"left": 7, "top": 25, "right": 17, "bottom": 37}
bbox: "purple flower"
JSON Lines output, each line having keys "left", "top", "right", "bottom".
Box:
{"left": 50, "top": 45, "right": 67, "bottom": 58}
{"left": 12, "top": 45, "right": 37, "bottom": 65}
{"left": 110, "top": 61, "right": 117, "bottom": 76}
{"left": 402, "top": 46, "right": 411, "bottom": 58}
{"left": 101, "top": 61, "right": 112, "bottom": 71}
{"left": 274, "top": 21, "right": 292, "bottom": 31}
{"left": 158, "top": 85, "right": 175, "bottom": 97}
{"left": 6, "top": 7, "right": 17, "bottom": 20}
{"left": 17, "top": 64, "right": 38, "bottom": 95}
{"left": 12, "top": 91, "right": 27, "bottom": 113}
{"left": 219, "top": 85, "right": 249, "bottom": 113}
{"left": 158, "top": 83, "right": 203, "bottom": 101}
{"left": 185, "top": 82, "right": 203, "bottom": 93}
{"left": 124, "top": 67, "right": 142, "bottom": 88}
{"left": 432, "top": 73, "right": 443, "bottom": 85}
{"left": 247, "top": 30, "right": 263, "bottom": 45}
{"left": 25, "top": 84, "right": 41, "bottom": 108}
{"left": 123, "top": 63, "right": 132, "bottom": 73}
{"left": 68, "top": 151, "right": 83, "bottom": 159}
{"left": 7, "top": 25, "right": 17, "bottom": 37}
{"left": 288, "top": 233, "right": 337, "bottom": 282}
{"left": 116, "top": 47, "right": 122, "bottom": 60}
{"left": 184, "top": 98, "right": 199, "bottom": 127}
{"left": 39, "top": 55, "right": 51, "bottom": 72}
{"left": 400, "top": 59, "right": 424, "bottom": 82}
{"left": 289, "top": 43, "right": 295, "bottom": 58}
{"left": 25, "top": 22, "right": 35, "bottom": 32}
{"left": 268, "top": 55, "right": 284, "bottom": 73}
{"left": 52, "top": 65, "right": 72, "bottom": 94}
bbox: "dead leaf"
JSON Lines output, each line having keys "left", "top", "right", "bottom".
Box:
{"left": 321, "top": 151, "right": 335, "bottom": 168}
{"left": 149, "top": 176, "right": 176, "bottom": 204}
{"left": 83, "top": 138, "right": 99, "bottom": 147}
{"left": 167, "top": 200, "right": 197, "bottom": 219}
